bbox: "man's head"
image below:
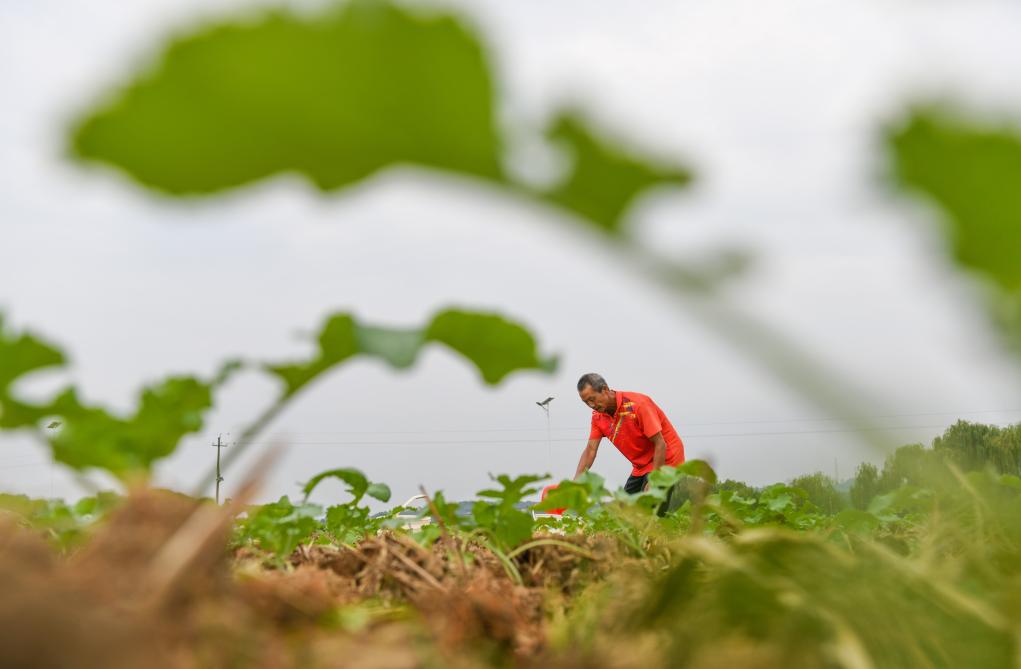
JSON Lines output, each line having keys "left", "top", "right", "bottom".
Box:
{"left": 577, "top": 373, "right": 615, "bottom": 414}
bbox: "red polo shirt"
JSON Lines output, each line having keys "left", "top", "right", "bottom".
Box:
{"left": 589, "top": 390, "right": 684, "bottom": 476}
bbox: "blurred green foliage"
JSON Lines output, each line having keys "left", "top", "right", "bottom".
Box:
{"left": 235, "top": 465, "right": 392, "bottom": 557}
{"left": 232, "top": 495, "right": 322, "bottom": 559}
{"left": 542, "top": 113, "right": 692, "bottom": 234}
{"left": 889, "top": 108, "right": 1021, "bottom": 349}
{"left": 471, "top": 473, "right": 546, "bottom": 552}
{"left": 9, "top": 421, "right": 1021, "bottom": 667}
{"left": 267, "top": 309, "right": 555, "bottom": 397}
{"left": 47, "top": 379, "right": 213, "bottom": 474}
{"left": 0, "top": 308, "right": 553, "bottom": 479}
{"left": 72, "top": 0, "right": 503, "bottom": 193}
{"left": 301, "top": 467, "right": 391, "bottom": 506}
{"left": 69, "top": 0, "right": 691, "bottom": 238}
{"left": 0, "top": 315, "right": 65, "bottom": 429}
{"left": 0, "top": 491, "right": 121, "bottom": 552}
{"left": 848, "top": 420, "right": 1021, "bottom": 511}
{"left": 8, "top": 1, "right": 1021, "bottom": 664}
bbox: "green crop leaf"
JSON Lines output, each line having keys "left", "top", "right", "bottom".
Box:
{"left": 471, "top": 473, "right": 545, "bottom": 551}
{"left": 472, "top": 501, "right": 534, "bottom": 552}
{"left": 302, "top": 466, "right": 390, "bottom": 504}
{"left": 45, "top": 377, "right": 213, "bottom": 475}
{"left": 354, "top": 326, "right": 424, "bottom": 369}
{"left": 72, "top": 492, "right": 122, "bottom": 521}
{"left": 365, "top": 482, "right": 392, "bottom": 503}
{"left": 324, "top": 503, "right": 374, "bottom": 545}
{"left": 233, "top": 495, "right": 322, "bottom": 560}
{"left": 68, "top": 0, "right": 694, "bottom": 238}
{"left": 413, "top": 490, "right": 468, "bottom": 545}
{"left": 266, "top": 309, "right": 555, "bottom": 398}
{"left": 302, "top": 467, "right": 390, "bottom": 543}
{"left": 0, "top": 315, "right": 66, "bottom": 428}
{"left": 302, "top": 467, "right": 370, "bottom": 503}
{"left": 766, "top": 492, "right": 792, "bottom": 513}
{"left": 423, "top": 490, "right": 463, "bottom": 528}
{"left": 541, "top": 112, "right": 693, "bottom": 235}
{"left": 266, "top": 314, "right": 358, "bottom": 397}
{"left": 70, "top": 0, "right": 502, "bottom": 195}
{"left": 676, "top": 459, "right": 718, "bottom": 485}
{"left": 888, "top": 108, "right": 1021, "bottom": 348}
{"left": 424, "top": 310, "right": 557, "bottom": 384}
{"left": 0, "top": 492, "right": 121, "bottom": 552}
{"left": 534, "top": 471, "right": 608, "bottom": 516}
{"left": 476, "top": 473, "right": 547, "bottom": 506}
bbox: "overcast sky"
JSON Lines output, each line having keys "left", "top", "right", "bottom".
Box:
{"left": 3, "top": 0, "right": 1021, "bottom": 506}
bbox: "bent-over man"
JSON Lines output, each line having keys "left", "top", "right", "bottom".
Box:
{"left": 574, "top": 372, "right": 685, "bottom": 494}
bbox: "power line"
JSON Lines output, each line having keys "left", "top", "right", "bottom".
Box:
{"left": 233, "top": 421, "right": 961, "bottom": 448}
{"left": 0, "top": 461, "right": 50, "bottom": 471}
{"left": 257, "top": 408, "right": 1021, "bottom": 437}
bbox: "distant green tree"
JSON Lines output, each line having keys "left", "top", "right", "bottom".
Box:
{"left": 850, "top": 462, "right": 881, "bottom": 510}
{"left": 934, "top": 420, "right": 1021, "bottom": 476}
{"left": 789, "top": 472, "right": 847, "bottom": 514}
{"left": 712, "top": 478, "right": 757, "bottom": 499}
{"left": 878, "top": 443, "right": 949, "bottom": 492}
{"left": 996, "top": 424, "right": 1021, "bottom": 474}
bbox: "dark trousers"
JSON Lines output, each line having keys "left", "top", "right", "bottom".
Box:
{"left": 624, "top": 473, "right": 691, "bottom": 516}
{"left": 624, "top": 473, "right": 648, "bottom": 495}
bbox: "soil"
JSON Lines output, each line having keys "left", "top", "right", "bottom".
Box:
{"left": 0, "top": 489, "right": 620, "bottom": 668}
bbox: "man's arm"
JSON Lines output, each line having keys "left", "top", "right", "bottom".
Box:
{"left": 643, "top": 432, "right": 668, "bottom": 492}
{"left": 650, "top": 432, "right": 667, "bottom": 471}
{"left": 574, "top": 437, "right": 601, "bottom": 479}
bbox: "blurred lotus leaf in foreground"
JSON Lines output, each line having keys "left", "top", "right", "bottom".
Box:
{"left": 0, "top": 316, "right": 65, "bottom": 429}
{"left": 888, "top": 107, "right": 1021, "bottom": 350}
{"left": 72, "top": 0, "right": 503, "bottom": 192}
{"left": 1, "top": 308, "right": 554, "bottom": 478}
{"left": 266, "top": 308, "right": 557, "bottom": 398}
{"left": 542, "top": 112, "right": 692, "bottom": 234}
{"left": 70, "top": 0, "right": 692, "bottom": 236}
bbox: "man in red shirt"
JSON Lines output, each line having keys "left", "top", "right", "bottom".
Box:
{"left": 574, "top": 373, "right": 685, "bottom": 494}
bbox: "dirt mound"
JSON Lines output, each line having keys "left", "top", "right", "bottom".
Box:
{"left": 415, "top": 571, "right": 546, "bottom": 658}
{"left": 288, "top": 533, "right": 560, "bottom": 657}
{"left": 299, "top": 533, "right": 458, "bottom": 601}
{"left": 0, "top": 511, "right": 173, "bottom": 669}
{"left": 0, "top": 492, "right": 619, "bottom": 667}
{"left": 513, "top": 533, "right": 619, "bottom": 593}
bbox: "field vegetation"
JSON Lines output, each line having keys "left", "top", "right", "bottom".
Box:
{"left": 3, "top": 420, "right": 1021, "bottom": 667}
{"left": 3, "top": 0, "right": 1021, "bottom": 666}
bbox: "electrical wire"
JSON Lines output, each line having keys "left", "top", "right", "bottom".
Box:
{"left": 0, "top": 461, "right": 50, "bottom": 471}
{"left": 232, "top": 421, "right": 980, "bottom": 448}
{"left": 258, "top": 408, "right": 1021, "bottom": 437}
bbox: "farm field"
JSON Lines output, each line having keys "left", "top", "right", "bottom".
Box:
{"left": 4, "top": 420, "right": 1021, "bottom": 668}
{"left": 4, "top": 1, "right": 1021, "bottom": 667}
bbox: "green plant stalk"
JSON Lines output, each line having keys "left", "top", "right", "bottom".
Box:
{"left": 506, "top": 538, "right": 598, "bottom": 561}
{"left": 479, "top": 537, "right": 524, "bottom": 586}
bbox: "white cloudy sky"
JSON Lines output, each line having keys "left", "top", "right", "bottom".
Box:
{"left": 2, "top": 0, "right": 1021, "bottom": 506}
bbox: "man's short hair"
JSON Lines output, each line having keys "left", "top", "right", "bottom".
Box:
{"left": 577, "top": 373, "right": 608, "bottom": 392}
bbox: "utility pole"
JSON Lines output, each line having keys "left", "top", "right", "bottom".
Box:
{"left": 536, "top": 397, "right": 554, "bottom": 471}
{"left": 213, "top": 434, "right": 229, "bottom": 504}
